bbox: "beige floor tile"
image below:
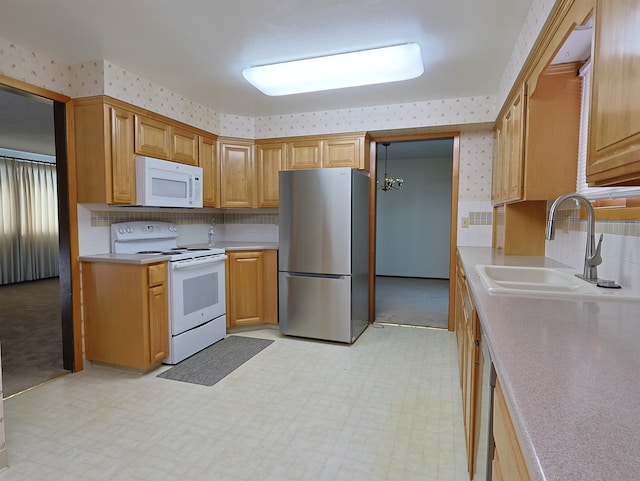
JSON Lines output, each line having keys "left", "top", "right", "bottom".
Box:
{"left": 0, "top": 325, "right": 468, "bottom": 481}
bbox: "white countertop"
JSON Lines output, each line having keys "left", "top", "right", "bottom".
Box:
{"left": 458, "top": 246, "right": 640, "bottom": 481}
{"left": 78, "top": 241, "right": 279, "bottom": 264}
{"left": 211, "top": 241, "right": 278, "bottom": 251}
{"left": 78, "top": 252, "right": 172, "bottom": 264}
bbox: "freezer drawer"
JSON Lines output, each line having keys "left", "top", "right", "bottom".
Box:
{"left": 279, "top": 272, "right": 366, "bottom": 343}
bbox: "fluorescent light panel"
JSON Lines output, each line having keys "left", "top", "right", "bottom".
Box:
{"left": 242, "top": 43, "right": 424, "bottom": 96}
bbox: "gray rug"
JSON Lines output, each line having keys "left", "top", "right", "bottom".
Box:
{"left": 157, "top": 335, "right": 274, "bottom": 386}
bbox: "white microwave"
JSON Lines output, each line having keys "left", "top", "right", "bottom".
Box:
{"left": 135, "top": 156, "right": 203, "bottom": 208}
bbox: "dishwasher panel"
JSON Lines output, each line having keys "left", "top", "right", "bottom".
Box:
{"left": 474, "top": 327, "right": 496, "bottom": 481}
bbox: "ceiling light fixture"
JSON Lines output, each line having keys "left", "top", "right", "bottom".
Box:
{"left": 242, "top": 43, "right": 424, "bottom": 96}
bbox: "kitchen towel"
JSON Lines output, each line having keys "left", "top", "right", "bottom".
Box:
{"left": 157, "top": 335, "right": 274, "bottom": 386}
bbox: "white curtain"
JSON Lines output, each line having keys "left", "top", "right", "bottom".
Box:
{"left": 0, "top": 156, "right": 59, "bottom": 285}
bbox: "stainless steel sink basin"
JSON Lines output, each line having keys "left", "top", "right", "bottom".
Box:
{"left": 474, "top": 265, "right": 638, "bottom": 301}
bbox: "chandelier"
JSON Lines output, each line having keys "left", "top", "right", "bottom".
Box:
{"left": 378, "top": 142, "right": 404, "bottom": 191}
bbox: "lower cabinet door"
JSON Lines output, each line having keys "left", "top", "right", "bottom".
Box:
{"left": 148, "top": 284, "right": 168, "bottom": 363}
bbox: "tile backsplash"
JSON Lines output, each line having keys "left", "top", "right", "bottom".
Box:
{"left": 545, "top": 207, "right": 640, "bottom": 294}
{"left": 78, "top": 205, "right": 279, "bottom": 255}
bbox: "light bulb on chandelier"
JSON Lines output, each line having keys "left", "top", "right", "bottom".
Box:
{"left": 377, "top": 142, "right": 404, "bottom": 191}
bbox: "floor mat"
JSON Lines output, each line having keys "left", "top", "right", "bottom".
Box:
{"left": 157, "top": 335, "right": 274, "bottom": 386}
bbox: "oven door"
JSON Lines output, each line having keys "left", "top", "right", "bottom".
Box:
{"left": 169, "top": 254, "right": 226, "bottom": 335}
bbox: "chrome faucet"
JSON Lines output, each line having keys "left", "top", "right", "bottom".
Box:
{"left": 546, "top": 193, "right": 603, "bottom": 283}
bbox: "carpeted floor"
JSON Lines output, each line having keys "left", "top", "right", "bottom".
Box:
{"left": 375, "top": 276, "right": 449, "bottom": 329}
{"left": 0, "top": 277, "right": 69, "bottom": 397}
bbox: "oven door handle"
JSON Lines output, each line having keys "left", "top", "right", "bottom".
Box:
{"left": 171, "top": 254, "right": 227, "bottom": 270}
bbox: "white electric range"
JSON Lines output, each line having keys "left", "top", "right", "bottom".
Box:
{"left": 111, "top": 221, "right": 227, "bottom": 364}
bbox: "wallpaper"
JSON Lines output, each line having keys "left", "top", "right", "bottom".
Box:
{"left": 218, "top": 114, "right": 255, "bottom": 139}
{"left": 458, "top": 132, "right": 493, "bottom": 202}
{"left": 0, "top": 36, "right": 71, "bottom": 95}
{"left": 456, "top": 131, "right": 494, "bottom": 248}
{"left": 496, "top": 0, "right": 556, "bottom": 110}
{"left": 254, "top": 96, "right": 496, "bottom": 138}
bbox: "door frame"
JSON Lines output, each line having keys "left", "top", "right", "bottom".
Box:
{"left": 369, "top": 131, "right": 460, "bottom": 331}
{"left": 0, "top": 74, "right": 81, "bottom": 370}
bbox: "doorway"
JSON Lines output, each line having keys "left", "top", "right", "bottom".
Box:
{"left": 372, "top": 136, "right": 456, "bottom": 329}
{"left": 0, "top": 83, "right": 73, "bottom": 397}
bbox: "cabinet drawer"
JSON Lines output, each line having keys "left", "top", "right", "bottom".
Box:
{"left": 148, "top": 263, "right": 166, "bottom": 287}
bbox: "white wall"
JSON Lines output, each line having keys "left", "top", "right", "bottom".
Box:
{"left": 376, "top": 156, "right": 452, "bottom": 278}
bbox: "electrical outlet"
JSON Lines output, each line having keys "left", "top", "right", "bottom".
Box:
{"left": 461, "top": 217, "right": 469, "bottom": 228}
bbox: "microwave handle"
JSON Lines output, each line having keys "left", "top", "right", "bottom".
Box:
{"left": 188, "top": 177, "right": 193, "bottom": 200}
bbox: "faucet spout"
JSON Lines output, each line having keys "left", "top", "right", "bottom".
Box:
{"left": 547, "top": 193, "right": 602, "bottom": 283}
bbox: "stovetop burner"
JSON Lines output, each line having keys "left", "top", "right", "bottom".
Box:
{"left": 112, "top": 221, "right": 224, "bottom": 261}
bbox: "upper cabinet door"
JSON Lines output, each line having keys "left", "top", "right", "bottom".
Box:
{"left": 200, "top": 135, "right": 219, "bottom": 207}
{"left": 286, "top": 139, "right": 322, "bottom": 169}
{"left": 110, "top": 107, "right": 137, "bottom": 204}
{"left": 587, "top": 0, "right": 640, "bottom": 185}
{"left": 323, "top": 136, "right": 362, "bottom": 168}
{"left": 256, "top": 142, "right": 285, "bottom": 208}
{"left": 505, "top": 90, "right": 525, "bottom": 202}
{"left": 171, "top": 127, "right": 199, "bottom": 166}
{"left": 220, "top": 141, "right": 255, "bottom": 208}
{"left": 134, "top": 114, "right": 171, "bottom": 159}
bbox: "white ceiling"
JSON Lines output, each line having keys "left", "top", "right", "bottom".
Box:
{"left": 0, "top": 87, "right": 55, "bottom": 155}
{"left": 0, "top": 0, "right": 534, "bottom": 118}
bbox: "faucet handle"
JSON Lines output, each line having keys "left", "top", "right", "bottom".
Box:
{"left": 588, "top": 233, "right": 603, "bottom": 267}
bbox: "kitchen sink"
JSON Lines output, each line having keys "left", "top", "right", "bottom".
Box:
{"left": 474, "top": 265, "right": 639, "bottom": 301}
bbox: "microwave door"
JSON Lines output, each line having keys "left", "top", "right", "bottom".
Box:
{"left": 135, "top": 156, "right": 203, "bottom": 208}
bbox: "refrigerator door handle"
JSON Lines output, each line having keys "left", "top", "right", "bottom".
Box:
{"left": 284, "top": 272, "right": 347, "bottom": 280}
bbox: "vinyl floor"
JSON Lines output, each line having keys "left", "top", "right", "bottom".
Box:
{"left": 1, "top": 326, "right": 468, "bottom": 481}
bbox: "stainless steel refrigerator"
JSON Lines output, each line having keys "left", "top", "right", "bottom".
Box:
{"left": 278, "top": 167, "right": 370, "bottom": 343}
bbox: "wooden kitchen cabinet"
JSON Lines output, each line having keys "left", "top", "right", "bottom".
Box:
{"left": 134, "top": 114, "right": 171, "bottom": 159}
{"left": 454, "top": 250, "right": 481, "bottom": 477}
{"left": 323, "top": 135, "right": 365, "bottom": 168}
{"left": 255, "top": 141, "right": 285, "bottom": 208}
{"left": 523, "top": 62, "right": 582, "bottom": 199}
{"left": 587, "top": 0, "right": 640, "bottom": 186}
{"left": 505, "top": 90, "right": 525, "bottom": 202}
{"left": 287, "top": 139, "right": 322, "bottom": 169}
{"left": 226, "top": 250, "right": 278, "bottom": 327}
{"left": 491, "top": 124, "right": 505, "bottom": 204}
{"left": 219, "top": 138, "right": 256, "bottom": 208}
{"left": 493, "top": 377, "right": 532, "bottom": 481}
{"left": 73, "top": 95, "right": 218, "bottom": 205}
{"left": 171, "top": 126, "right": 199, "bottom": 165}
{"left": 134, "top": 116, "right": 199, "bottom": 165}
{"left": 200, "top": 135, "right": 220, "bottom": 207}
{"left": 492, "top": 86, "right": 525, "bottom": 204}
{"left": 492, "top": 65, "right": 582, "bottom": 255}
{"left": 284, "top": 134, "right": 369, "bottom": 170}
{"left": 73, "top": 98, "right": 136, "bottom": 205}
{"left": 81, "top": 261, "right": 168, "bottom": 370}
